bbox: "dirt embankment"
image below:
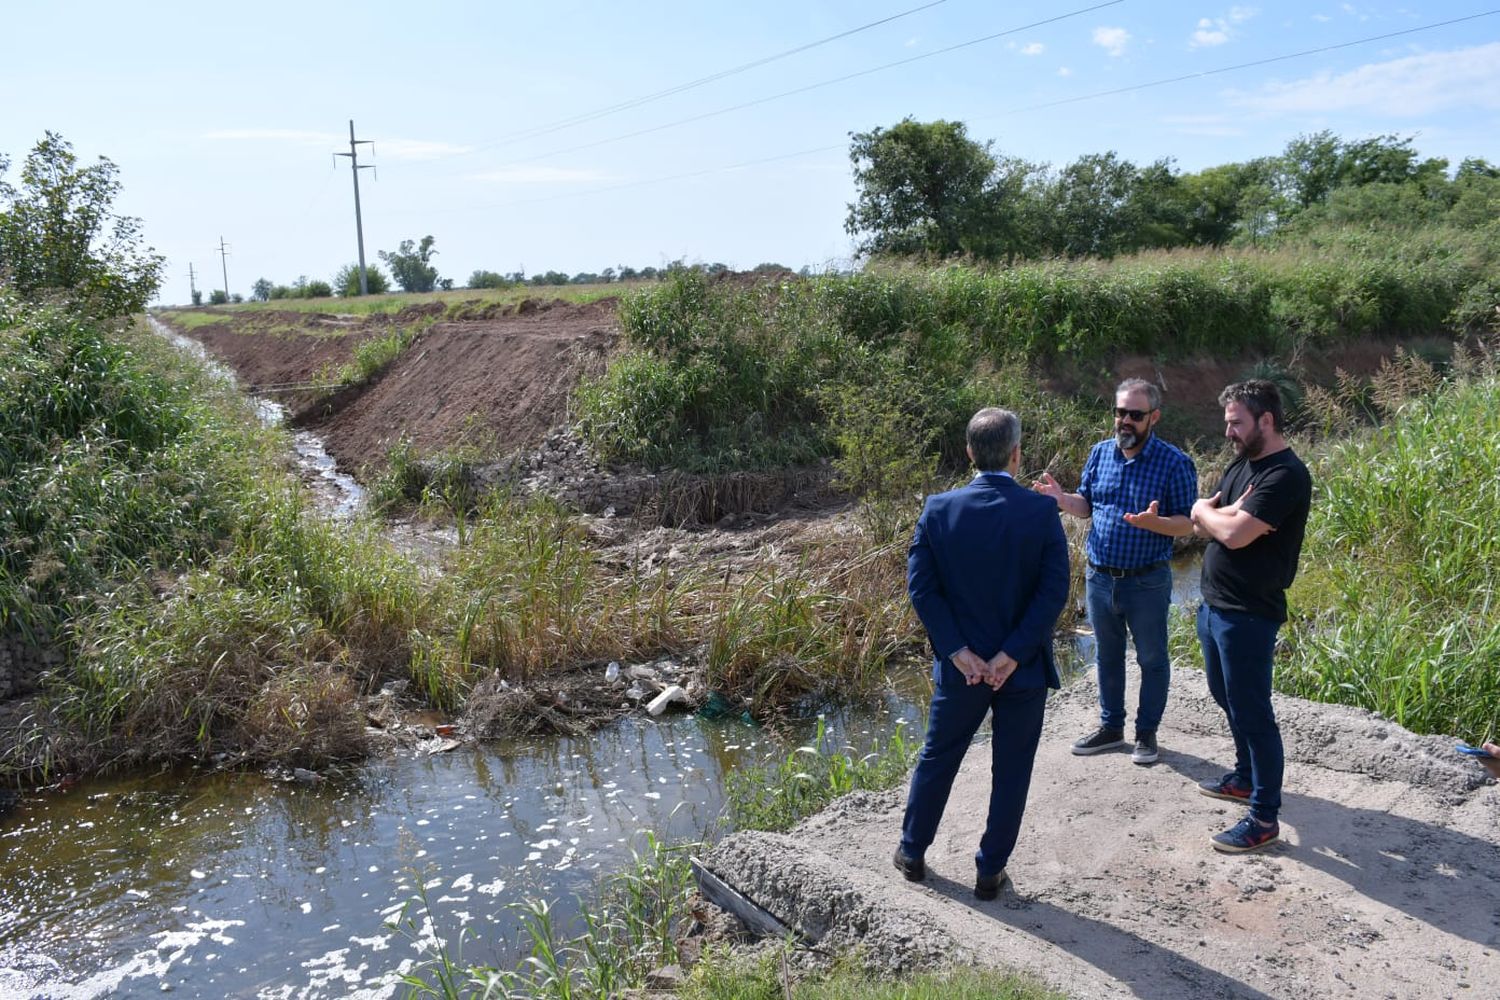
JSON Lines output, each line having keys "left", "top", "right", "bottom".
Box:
{"left": 170, "top": 298, "right": 618, "bottom": 475}
{"left": 173, "top": 299, "right": 1462, "bottom": 488}
{"left": 702, "top": 673, "right": 1500, "bottom": 999}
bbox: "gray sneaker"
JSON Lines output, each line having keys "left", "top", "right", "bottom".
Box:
{"left": 1132, "top": 731, "right": 1159, "bottom": 765}
{"left": 1071, "top": 726, "right": 1127, "bottom": 755}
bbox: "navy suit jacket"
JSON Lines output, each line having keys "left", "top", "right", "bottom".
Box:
{"left": 907, "top": 473, "right": 1071, "bottom": 689}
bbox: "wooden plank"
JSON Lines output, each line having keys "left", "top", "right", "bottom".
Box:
{"left": 689, "top": 856, "right": 805, "bottom": 942}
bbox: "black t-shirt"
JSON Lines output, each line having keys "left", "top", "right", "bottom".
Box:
{"left": 1200, "top": 447, "right": 1312, "bottom": 623}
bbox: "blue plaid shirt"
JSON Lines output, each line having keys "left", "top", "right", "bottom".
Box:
{"left": 1077, "top": 434, "right": 1198, "bottom": 569}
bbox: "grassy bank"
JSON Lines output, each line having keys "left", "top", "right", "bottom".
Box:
{"left": 1282, "top": 345, "right": 1500, "bottom": 740}
{"left": 578, "top": 226, "right": 1494, "bottom": 481}
{"left": 2, "top": 293, "right": 924, "bottom": 776}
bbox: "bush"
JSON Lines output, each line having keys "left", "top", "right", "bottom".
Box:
{"left": 334, "top": 262, "right": 390, "bottom": 297}
{"left": 578, "top": 230, "right": 1496, "bottom": 475}
{"left": 467, "top": 269, "right": 511, "bottom": 290}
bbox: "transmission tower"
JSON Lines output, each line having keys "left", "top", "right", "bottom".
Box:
{"left": 336, "top": 120, "right": 376, "bottom": 295}
{"left": 216, "top": 237, "right": 231, "bottom": 302}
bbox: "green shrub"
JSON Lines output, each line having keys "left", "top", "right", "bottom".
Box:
{"left": 580, "top": 230, "right": 1493, "bottom": 475}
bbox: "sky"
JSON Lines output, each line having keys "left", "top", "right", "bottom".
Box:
{"left": 4, "top": 1, "right": 1499, "bottom": 305}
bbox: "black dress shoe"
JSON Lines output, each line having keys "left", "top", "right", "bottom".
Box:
{"left": 974, "top": 869, "right": 1007, "bottom": 901}
{"left": 892, "top": 848, "right": 925, "bottom": 882}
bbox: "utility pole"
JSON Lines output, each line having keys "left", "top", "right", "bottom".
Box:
{"left": 336, "top": 120, "right": 375, "bottom": 295}
{"left": 216, "top": 237, "right": 231, "bottom": 302}
{"left": 187, "top": 263, "right": 198, "bottom": 305}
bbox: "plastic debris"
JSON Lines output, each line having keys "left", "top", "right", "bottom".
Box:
{"left": 605, "top": 661, "right": 620, "bottom": 682}
{"left": 646, "top": 684, "right": 687, "bottom": 716}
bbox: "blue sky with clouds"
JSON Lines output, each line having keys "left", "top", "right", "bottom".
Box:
{"left": 4, "top": 1, "right": 1497, "bottom": 304}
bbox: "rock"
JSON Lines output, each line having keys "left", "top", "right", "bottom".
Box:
{"left": 645, "top": 965, "right": 684, "bottom": 989}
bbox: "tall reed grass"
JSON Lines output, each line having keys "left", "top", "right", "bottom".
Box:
{"left": 579, "top": 227, "right": 1495, "bottom": 477}
{"left": 1283, "top": 345, "right": 1500, "bottom": 738}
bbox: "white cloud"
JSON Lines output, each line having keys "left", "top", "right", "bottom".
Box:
{"left": 377, "top": 139, "right": 473, "bottom": 161}
{"left": 468, "top": 166, "right": 611, "bottom": 184}
{"left": 1057, "top": 66, "right": 1074, "bottom": 77}
{"left": 1020, "top": 42, "right": 1045, "bottom": 56}
{"left": 202, "top": 129, "right": 470, "bottom": 160}
{"left": 1230, "top": 42, "right": 1500, "bottom": 115}
{"left": 1312, "top": 13, "right": 1331, "bottom": 21}
{"left": 1092, "top": 26, "right": 1130, "bottom": 57}
{"left": 1192, "top": 18, "right": 1231, "bottom": 47}
{"left": 1191, "top": 7, "right": 1257, "bottom": 48}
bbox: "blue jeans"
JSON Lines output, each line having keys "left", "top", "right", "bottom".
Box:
{"left": 1086, "top": 563, "right": 1172, "bottom": 733}
{"left": 900, "top": 663, "right": 1046, "bottom": 877}
{"left": 1196, "top": 603, "right": 1283, "bottom": 823}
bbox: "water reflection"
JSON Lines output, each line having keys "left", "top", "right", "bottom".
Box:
{"left": 0, "top": 691, "right": 924, "bottom": 999}
{"left": 0, "top": 551, "right": 1197, "bottom": 998}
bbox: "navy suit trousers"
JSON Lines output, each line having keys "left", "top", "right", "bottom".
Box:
{"left": 900, "top": 665, "right": 1047, "bottom": 877}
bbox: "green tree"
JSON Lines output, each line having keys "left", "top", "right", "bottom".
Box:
{"left": 208, "top": 289, "right": 228, "bottom": 304}
{"left": 1043, "top": 151, "right": 1143, "bottom": 258}
{"left": 250, "top": 277, "right": 273, "bottom": 302}
{"left": 845, "top": 118, "right": 999, "bottom": 258}
{"left": 467, "top": 269, "right": 510, "bottom": 289}
{"left": 333, "top": 262, "right": 390, "bottom": 296}
{"left": 378, "top": 235, "right": 440, "bottom": 292}
{"left": 0, "top": 132, "right": 163, "bottom": 314}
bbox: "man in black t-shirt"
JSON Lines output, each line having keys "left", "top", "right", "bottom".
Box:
{"left": 1190, "top": 380, "right": 1312, "bottom": 854}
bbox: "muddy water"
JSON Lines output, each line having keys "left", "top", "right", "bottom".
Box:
{"left": 0, "top": 690, "right": 925, "bottom": 998}
{"left": 147, "top": 317, "right": 366, "bottom": 518}
{"left": 1, "top": 323, "right": 1204, "bottom": 997}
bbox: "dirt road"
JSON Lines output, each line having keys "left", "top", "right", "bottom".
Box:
{"left": 704, "top": 672, "right": 1500, "bottom": 999}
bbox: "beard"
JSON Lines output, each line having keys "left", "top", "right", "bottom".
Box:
{"left": 1116, "top": 425, "right": 1150, "bottom": 451}
{"left": 1230, "top": 426, "right": 1266, "bottom": 459}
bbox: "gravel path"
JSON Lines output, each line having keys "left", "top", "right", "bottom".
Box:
{"left": 704, "top": 671, "right": 1500, "bottom": 999}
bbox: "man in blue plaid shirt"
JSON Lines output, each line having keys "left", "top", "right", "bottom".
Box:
{"left": 1034, "top": 378, "right": 1197, "bottom": 764}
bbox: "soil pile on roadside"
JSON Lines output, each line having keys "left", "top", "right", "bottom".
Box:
{"left": 314, "top": 299, "right": 617, "bottom": 470}
{"left": 163, "top": 299, "right": 619, "bottom": 474}
{"left": 703, "top": 673, "right": 1500, "bottom": 999}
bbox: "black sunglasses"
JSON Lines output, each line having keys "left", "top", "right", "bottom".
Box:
{"left": 1113, "top": 407, "right": 1151, "bottom": 421}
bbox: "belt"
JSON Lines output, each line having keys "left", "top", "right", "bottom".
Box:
{"left": 1089, "top": 560, "right": 1168, "bottom": 578}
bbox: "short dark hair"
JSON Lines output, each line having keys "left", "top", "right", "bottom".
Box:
{"left": 1116, "top": 377, "right": 1162, "bottom": 412}
{"left": 1219, "top": 379, "right": 1285, "bottom": 432}
{"left": 967, "top": 407, "right": 1021, "bottom": 470}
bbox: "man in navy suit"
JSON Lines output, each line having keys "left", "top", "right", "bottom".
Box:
{"left": 894, "top": 407, "right": 1070, "bottom": 900}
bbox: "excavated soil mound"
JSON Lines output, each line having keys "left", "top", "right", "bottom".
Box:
{"left": 165, "top": 299, "right": 618, "bottom": 473}
{"left": 182, "top": 309, "right": 377, "bottom": 392}
{"left": 703, "top": 674, "right": 1500, "bottom": 999}
{"left": 312, "top": 300, "right": 616, "bottom": 471}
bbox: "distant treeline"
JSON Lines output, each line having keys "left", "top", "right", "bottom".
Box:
{"left": 847, "top": 121, "right": 1500, "bottom": 261}
{"left": 465, "top": 259, "right": 798, "bottom": 290}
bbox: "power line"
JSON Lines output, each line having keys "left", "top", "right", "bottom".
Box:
{"left": 476, "top": 0, "right": 952, "bottom": 150}
{"left": 439, "top": 1, "right": 1125, "bottom": 178}
{"left": 983, "top": 8, "right": 1500, "bottom": 121}
{"left": 409, "top": 9, "right": 1498, "bottom": 218}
